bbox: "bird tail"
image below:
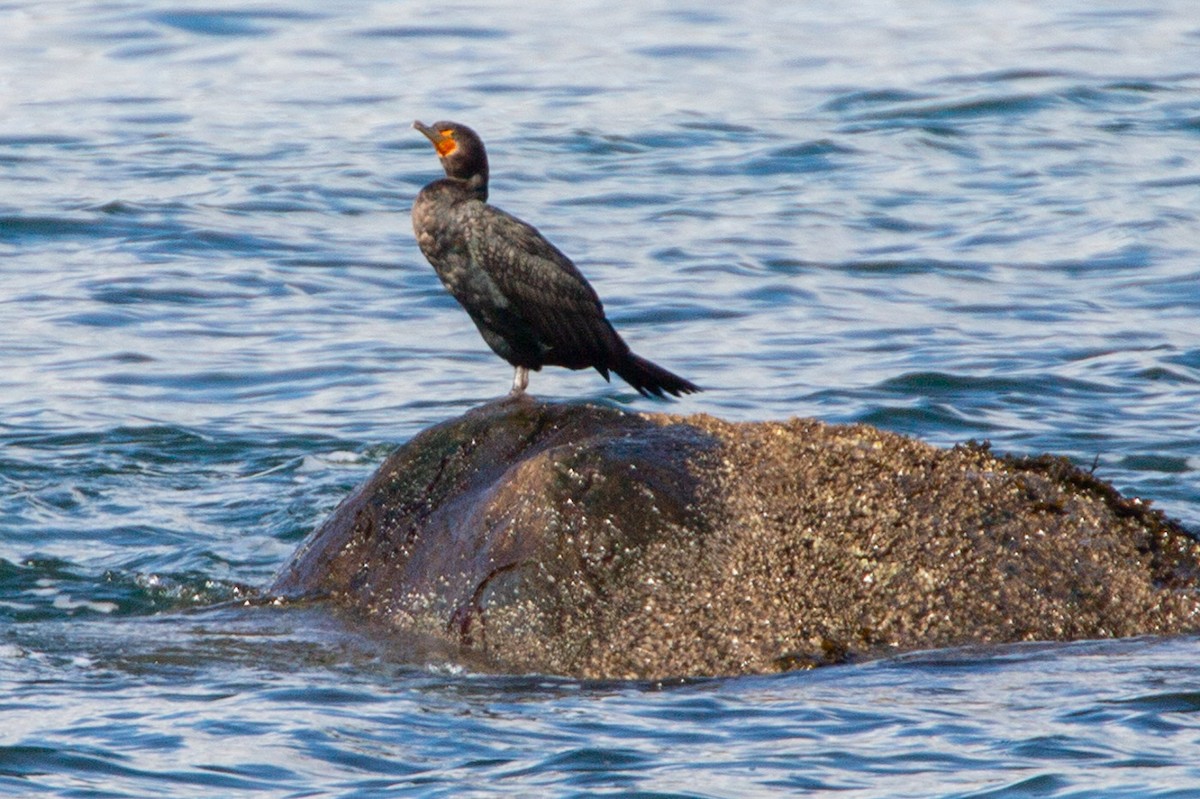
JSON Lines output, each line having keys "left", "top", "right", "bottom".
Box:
{"left": 612, "top": 352, "right": 701, "bottom": 398}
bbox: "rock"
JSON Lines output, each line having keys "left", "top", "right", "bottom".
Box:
{"left": 271, "top": 398, "right": 1200, "bottom": 679}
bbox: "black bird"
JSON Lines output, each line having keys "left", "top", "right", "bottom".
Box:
{"left": 411, "top": 120, "right": 700, "bottom": 399}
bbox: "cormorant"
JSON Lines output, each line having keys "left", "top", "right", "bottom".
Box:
{"left": 411, "top": 120, "right": 700, "bottom": 399}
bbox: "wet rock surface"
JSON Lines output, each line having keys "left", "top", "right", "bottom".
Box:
{"left": 271, "top": 399, "right": 1200, "bottom": 679}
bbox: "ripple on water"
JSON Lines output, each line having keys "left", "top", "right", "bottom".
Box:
{"left": 354, "top": 25, "right": 509, "bottom": 40}
{"left": 147, "top": 9, "right": 325, "bottom": 37}
{"left": 2, "top": 1, "right": 1200, "bottom": 796}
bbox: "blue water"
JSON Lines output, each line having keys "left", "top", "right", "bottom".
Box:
{"left": 3, "top": 1, "right": 1200, "bottom": 796}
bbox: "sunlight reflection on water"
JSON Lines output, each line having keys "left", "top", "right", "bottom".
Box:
{"left": 2, "top": 0, "right": 1199, "bottom": 795}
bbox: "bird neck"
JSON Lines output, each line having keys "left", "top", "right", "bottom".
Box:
{"left": 426, "top": 175, "right": 488, "bottom": 204}
{"left": 465, "top": 171, "right": 489, "bottom": 200}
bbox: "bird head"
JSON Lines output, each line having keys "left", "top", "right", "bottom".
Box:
{"left": 413, "top": 120, "right": 489, "bottom": 193}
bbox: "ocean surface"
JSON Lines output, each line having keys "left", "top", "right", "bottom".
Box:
{"left": 2, "top": 0, "right": 1200, "bottom": 796}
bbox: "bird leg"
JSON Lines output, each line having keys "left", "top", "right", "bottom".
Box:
{"left": 508, "top": 366, "right": 529, "bottom": 397}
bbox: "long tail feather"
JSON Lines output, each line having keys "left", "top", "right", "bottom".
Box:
{"left": 612, "top": 353, "right": 701, "bottom": 398}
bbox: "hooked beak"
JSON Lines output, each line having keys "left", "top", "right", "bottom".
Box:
{"left": 414, "top": 120, "right": 457, "bottom": 157}
{"left": 413, "top": 120, "right": 440, "bottom": 143}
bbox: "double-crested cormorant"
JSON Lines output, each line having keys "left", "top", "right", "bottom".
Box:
{"left": 411, "top": 120, "right": 700, "bottom": 399}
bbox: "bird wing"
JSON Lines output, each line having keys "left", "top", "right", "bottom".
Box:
{"left": 464, "top": 204, "right": 625, "bottom": 368}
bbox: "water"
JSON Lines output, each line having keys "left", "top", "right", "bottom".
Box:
{"left": 2, "top": 0, "right": 1199, "bottom": 795}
